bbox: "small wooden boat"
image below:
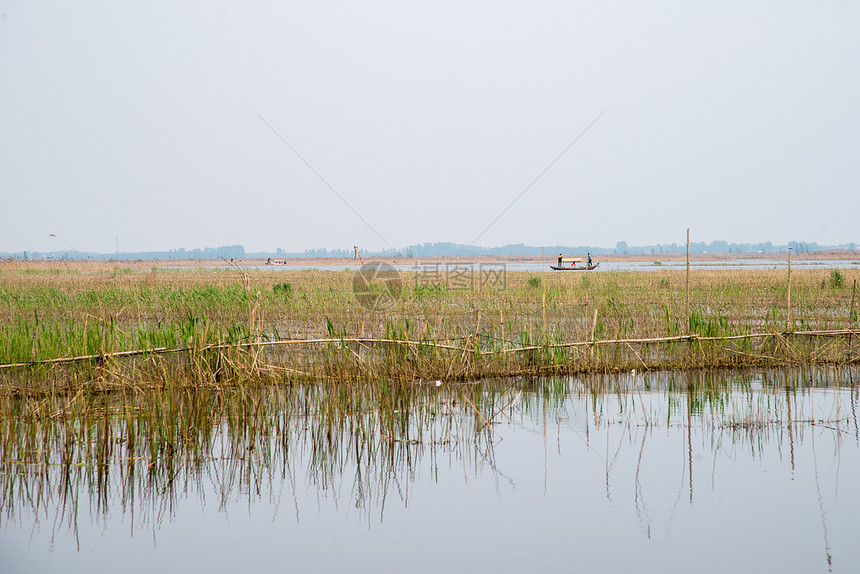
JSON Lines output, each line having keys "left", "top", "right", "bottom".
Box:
{"left": 550, "top": 263, "right": 599, "bottom": 271}
{"left": 550, "top": 256, "right": 598, "bottom": 271}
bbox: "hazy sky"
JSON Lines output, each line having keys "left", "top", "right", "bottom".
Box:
{"left": 2, "top": 1, "right": 858, "bottom": 254}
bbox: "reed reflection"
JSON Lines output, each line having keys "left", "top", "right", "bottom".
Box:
{"left": 1, "top": 366, "right": 857, "bottom": 562}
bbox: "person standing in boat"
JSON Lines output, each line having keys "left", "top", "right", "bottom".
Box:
{"left": 587, "top": 253, "right": 592, "bottom": 266}
{"left": 558, "top": 253, "right": 563, "bottom": 266}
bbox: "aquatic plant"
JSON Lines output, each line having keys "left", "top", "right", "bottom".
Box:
{"left": 830, "top": 269, "right": 845, "bottom": 289}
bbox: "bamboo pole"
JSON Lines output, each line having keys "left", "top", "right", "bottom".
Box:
{"left": 787, "top": 248, "right": 792, "bottom": 332}
{"left": 686, "top": 228, "right": 690, "bottom": 332}
{"left": 849, "top": 279, "right": 857, "bottom": 361}
{"left": 851, "top": 279, "right": 857, "bottom": 324}
{"left": 542, "top": 246, "right": 547, "bottom": 334}
{"left": 542, "top": 291, "right": 547, "bottom": 335}
{"left": 2, "top": 329, "right": 858, "bottom": 370}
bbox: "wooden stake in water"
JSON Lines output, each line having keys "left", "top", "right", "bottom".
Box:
{"left": 542, "top": 291, "right": 547, "bottom": 335}
{"left": 542, "top": 247, "right": 546, "bottom": 334}
{"left": 851, "top": 279, "right": 857, "bottom": 325}
{"left": 849, "top": 279, "right": 857, "bottom": 361}
{"left": 499, "top": 308, "right": 505, "bottom": 350}
{"left": 686, "top": 228, "right": 690, "bottom": 332}
{"left": 787, "top": 248, "right": 792, "bottom": 332}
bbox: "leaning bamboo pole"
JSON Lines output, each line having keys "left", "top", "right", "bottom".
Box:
{"left": 3, "top": 329, "right": 859, "bottom": 370}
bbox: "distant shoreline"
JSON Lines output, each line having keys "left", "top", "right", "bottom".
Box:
{"left": 2, "top": 250, "right": 858, "bottom": 272}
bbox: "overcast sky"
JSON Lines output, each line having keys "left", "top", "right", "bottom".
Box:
{"left": 1, "top": 1, "right": 858, "bottom": 254}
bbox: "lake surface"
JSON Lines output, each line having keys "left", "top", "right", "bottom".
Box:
{"left": 183, "top": 258, "right": 859, "bottom": 274}
{"left": 2, "top": 367, "right": 859, "bottom": 573}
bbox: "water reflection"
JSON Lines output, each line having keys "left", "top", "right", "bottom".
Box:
{"left": 2, "top": 366, "right": 858, "bottom": 573}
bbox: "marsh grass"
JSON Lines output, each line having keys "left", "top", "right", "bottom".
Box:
{"left": 0, "top": 265, "right": 858, "bottom": 388}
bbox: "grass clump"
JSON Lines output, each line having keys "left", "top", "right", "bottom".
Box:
{"left": 414, "top": 284, "right": 445, "bottom": 297}
{"left": 273, "top": 282, "right": 294, "bottom": 298}
{"left": 829, "top": 269, "right": 845, "bottom": 289}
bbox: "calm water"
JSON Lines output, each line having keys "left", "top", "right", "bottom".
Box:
{"left": 2, "top": 367, "right": 859, "bottom": 573}
{"left": 170, "top": 258, "right": 859, "bottom": 273}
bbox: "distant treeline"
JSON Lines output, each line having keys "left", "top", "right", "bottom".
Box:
{"left": 3, "top": 245, "right": 247, "bottom": 261}
{"left": 295, "top": 240, "right": 856, "bottom": 258}
{"left": 2, "top": 240, "right": 857, "bottom": 260}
